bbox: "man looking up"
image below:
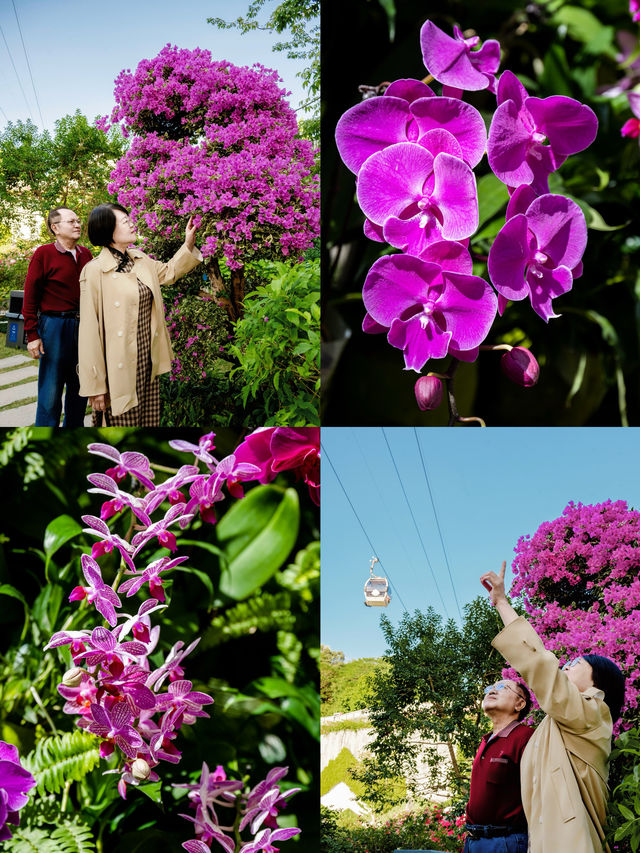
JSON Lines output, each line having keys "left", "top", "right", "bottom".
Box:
{"left": 464, "top": 675, "right": 534, "bottom": 852}
{"left": 23, "top": 208, "right": 93, "bottom": 426}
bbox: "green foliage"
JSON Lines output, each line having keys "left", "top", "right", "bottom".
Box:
{"left": 230, "top": 260, "right": 320, "bottom": 425}
{"left": 321, "top": 747, "right": 366, "bottom": 798}
{"left": 320, "top": 651, "right": 389, "bottom": 715}
{"left": 4, "top": 821, "right": 95, "bottom": 853}
{"left": 321, "top": 719, "right": 370, "bottom": 735}
{"left": 23, "top": 730, "right": 101, "bottom": 795}
{"left": 607, "top": 727, "right": 640, "bottom": 853}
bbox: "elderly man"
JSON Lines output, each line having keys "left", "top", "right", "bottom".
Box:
{"left": 23, "top": 207, "right": 93, "bottom": 426}
{"left": 464, "top": 671, "right": 533, "bottom": 852}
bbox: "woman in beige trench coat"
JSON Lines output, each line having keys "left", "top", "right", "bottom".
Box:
{"left": 481, "top": 562, "right": 625, "bottom": 853}
{"left": 78, "top": 203, "right": 202, "bottom": 426}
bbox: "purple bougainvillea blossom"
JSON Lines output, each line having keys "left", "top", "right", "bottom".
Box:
{"left": 0, "top": 742, "right": 36, "bottom": 841}
{"left": 421, "top": 20, "right": 500, "bottom": 93}
{"left": 621, "top": 92, "right": 640, "bottom": 140}
{"left": 357, "top": 144, "right": 478, "bottom": 256}
{"left": 362, "top": 254, "right": 497, "bottom": 371}
{"left": 69, "top": 555, "right": 122, "bottom": 626}
{"left": 488, "top": 70, "right": 598, "bottom": 192}
{"left": 335, "top": 92, "right": 487, "bottom": 174}
{"left": 488, "top": 193, "right": 587, "bottom": 321}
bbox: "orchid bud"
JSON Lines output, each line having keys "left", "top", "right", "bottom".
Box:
{"left": 62, "top": 667, "right": 84, "bottom": 688}
{"left": 414, "top": 375, "right": 444, "bottom": 411}
{"left": 131, "top": 758, "right": 151, "bottom": 781}
{"left": 501, "top": 346, "right": 540, "bottom": 387}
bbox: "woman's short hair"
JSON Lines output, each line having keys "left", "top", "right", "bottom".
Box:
{"left": 582, "top": 654, "right": 625, "bottom": 723}
{"left": 514, "top": 680, "right": 532, "bottom": 721}
{"left": 87, "top": 203, "right": 129, "bottom": 247}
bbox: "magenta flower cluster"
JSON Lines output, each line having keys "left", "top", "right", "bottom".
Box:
{"left": 0, "top": 741, "right": 36, "bottom": 841}
{"left": 44, "top": 429, "right": 320, "bottom": 798}
{"left": 503, "top": 499, "right": 640, "bottom": 731}
{"left": 178, "top": 763, "right": 300, "bottom": 853}
{"left": 335, "top": 19, "right": 597, "bottom": 373}
{"left": 98, "top": 45, "right": 319, "bottom": 269}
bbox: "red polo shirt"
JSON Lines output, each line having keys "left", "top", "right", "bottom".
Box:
{"left": 22, "top": 241, "right": 93, "bottom": 341}
{"left": 466, "top": 719, "right": 534, "bottom": 826}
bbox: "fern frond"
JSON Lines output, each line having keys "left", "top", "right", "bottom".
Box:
{"left": 22, "top": 729, "right": 101, "bottom": 795}
{"left": 50, "top": 821, "right": 96, "bottom": 853}
{"left": 202, "top": 591, "right": 295, "bottom": 648}
{"left": 0, "top": 427, "right": 31, "bottom": 467}
{"left": 3, "top": 826, "right": 64, "bottom": 853}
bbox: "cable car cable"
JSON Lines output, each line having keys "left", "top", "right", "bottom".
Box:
{"left": 413, "top": 427, "right": 463, "bottom": 623}
{"left": 381, "top": 428, "right": 449, "bottom": 617}
{"left": 322, "top": 444, "right": 409, "bottom": 613}
{"left": 0, "top": 21, "right": 34, "bottom": 123}
{"left": 12, "top": 1, "right": 45, "bottom": 129}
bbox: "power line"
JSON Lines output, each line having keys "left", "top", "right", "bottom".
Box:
{"left": 322, "top": 443, "right": 409, "bottom": 613}
{"left": 12, "top": 0, "right": 45, "bottom": 128}
{"left": 381, "top": 428, "right": 449, "bottom": 616}
{"left": 0, "top": 19, "right": 34, "bottom": 123}
{"left": 413, "top": 427, "right": 463, "bottom": 623}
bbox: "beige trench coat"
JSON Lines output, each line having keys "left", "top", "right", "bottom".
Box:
{"left": 78, "top": 243, "right": 202, "bottom": 416}
{"left": 493, "top": 616, "right": 612, "bottom": 853}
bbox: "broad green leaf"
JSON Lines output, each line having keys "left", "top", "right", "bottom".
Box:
{"left": 258, "top": 733, "right": 287, "bottom": 763}
{"left": 551, "top": 6, "right": 616, "bottom": 58}
{"left": 619, "top": 803, "right": 635, "bottom": 821}
{"left": 218, "top": 485, "right": 300, "bottom": 599}
{"left": 0, "top": 584, "right": 29, "bottom": 639}
{"left": 137, "top": 780, "right": 163, "bottom": 804}
{"left": 476, "top": 173, "right": 509, "bottom": 227}
{"left": 44, "top": 514, "right": 82, "bottom": 558}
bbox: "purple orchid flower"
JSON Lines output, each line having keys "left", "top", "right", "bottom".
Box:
{"left": 117, "top": 599, "right": 167, "bottom": 644}
{"left": 57, "top": 672, "right": 97, "bottom": 718}
{"left": 69, "top": 554, "right": 122, "bottom": 626}
{"left": 362, "top": 254, "right": 498, "bottom": 371}
{"left": 335, "top": 90, "right": 487, "bottom": 174}
{"left": 356, "top": 143, "right": 478, "bottom": 256}
{"left": 74, "top": 625, "right": 148, "bottom": 670}
{"left": 420, "top": 20, "right": 500, "bottom": 93}
{"left": 240, "top": 766, "right": 301, "bottom": 835}
{"left": 155, "top": 679, "right": 214, "bottom": 730}
{"left": 81, "top": 514, "right": 136, "bottom": 571}
{"left": 631, "top": 0, "right": 640, "bottom": 22}
{"left": 146, "top": 637, "right": 201, "bottom": 690}
{"left": 119, "top": 555, "right": 189, "bottom": 603}
{"left": 130, "top": 503, "right": 193, "bottom": 555}
{"left": 488, "top": 70, "right": 598, "bottom": 193}
{"left": 621, "top": 92, "right": 640, "bottom": 140}
{"left": 0, "top": 742, "right": 36, "bottom": 841}
{"left": 87, "top": 443, "right": 156, "bottom": 490}
{"left": 87, "top": 702, "right": 144, "bottom": 759}
{"left": 144, "top": 465, "right": 202, "bottom": 514}
{"left": 169, "top": 432, "right": 218, "bottom": 470}
{"left": 488, "top": 193, "right": 587, "bottom": 321}
{"left": 238, "top": 827, "right": 301, "bottom": 853}
{"left": 100, "top": 663, "right": 157, "bottom": 712}
{"left": 87, "top": 472, "right": 152, "bottom": 525}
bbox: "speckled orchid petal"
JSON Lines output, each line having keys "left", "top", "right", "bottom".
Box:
{"left": 411, "top": 96, "right": 487, "bottom": 167}
{"left": 335, "top": 96, "right": 414, "bottom": 174}
{"left": 420, "top": 20, "right": 500, "bottom": 93}
{"left": 431, "top": 152, "right": 478, "bottom": 240}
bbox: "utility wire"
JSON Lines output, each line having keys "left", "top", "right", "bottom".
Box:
{"left": 12, "top": 0, "right": 45, "bottom": 129}
{"left": 0, "top": 19, "right": 34, "bottom": 123}
{"left": 413, "top": 427, "right": 463, "bottom": 623}
{"left": 381, "top": 428, "right": 449, "bottom": 616}
{"left": 322, "top": 443, "right": 409, "bottom": 613}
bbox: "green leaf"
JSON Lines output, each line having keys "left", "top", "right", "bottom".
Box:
{"left": 259, "top": 733, "right": 287, "bottom": 763}
{"left": 22, "top": 730, "right": 100, "bottom": 795}
{"left": 217, "top": 485, "right": 300, "bottom": 599}
{"left": 0, "top": 584, "right": 29, "bottom": 639}
{"left": 136, "top": 780, "right": 163, "bottom": 804}
{"left": 619, "top": 803, "right": 636, "bottom": 821}
{"left": 44, "top": 515, "right": 82, "bottom": 558}
{"left": 476, "top": 173, "right": 509, "bottom": 227}
{"left": 550, "top": 6, "right": 615, "bottom": 58}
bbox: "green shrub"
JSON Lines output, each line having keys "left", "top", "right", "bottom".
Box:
{"left": 607, "top": 727, "right": 640, "bottom": 853}
{"left": 230, "top": 260, "right": 320, "bottom": 426}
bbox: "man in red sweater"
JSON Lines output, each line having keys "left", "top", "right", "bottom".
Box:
{"left": 464, "top": 677, "right": 534, "bottom": 852}
{"left": 23, "top": 208, "right": 93, "bottom": 426}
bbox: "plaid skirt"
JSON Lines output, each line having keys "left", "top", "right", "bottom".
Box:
{"left": 93, "top": 280, "right": 161, "bottom": 427}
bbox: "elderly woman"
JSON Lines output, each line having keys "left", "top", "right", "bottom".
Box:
{"left": 481, "top": 562, "right": 625, "bottom": 853}
{"left": 78, "top": 203, "right": 201, "bottom": 426}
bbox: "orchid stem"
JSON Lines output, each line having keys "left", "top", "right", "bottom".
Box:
{"left": 444, "top": 358, "right": 485, "bottom": 427}
{"left": 150, "top": 463, "right": 180, "bottom": 474}
{"left": 30, "top": 685, "right": 58, "bottom": 735}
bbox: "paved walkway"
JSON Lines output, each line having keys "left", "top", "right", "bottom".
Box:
{"left": 0, "top": 349, "right": 91, "bottom": 426}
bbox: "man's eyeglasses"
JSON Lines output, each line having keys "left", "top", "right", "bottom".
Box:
{"left": 484, "top": 682, "right": 525, "bottom": 700}
{"left": 57, "top": 219, "right": 82, "bottom": 226}
{"left": 562, "top": 657, "right": 583, "bottom": 671}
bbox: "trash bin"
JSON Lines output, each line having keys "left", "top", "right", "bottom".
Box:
{"left": 5, "top": 290, "right": 27, "bottom": 350}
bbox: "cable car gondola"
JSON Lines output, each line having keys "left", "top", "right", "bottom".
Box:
{"left": 364, "top": 556, "right": 391, "bottom": 607}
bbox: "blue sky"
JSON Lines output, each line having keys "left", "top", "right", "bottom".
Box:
{"left": 0, "top": 0, "right": 312, "bottom": 133}
{"left": 321, "top": 428, "right": 640, "bottom": 660}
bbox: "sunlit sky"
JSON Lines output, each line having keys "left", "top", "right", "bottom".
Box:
{"left": 0, "top": 0, "right": 313, "bottom": 133}
{"left": 321, "top": 427, "right": 640, "bottom": 660}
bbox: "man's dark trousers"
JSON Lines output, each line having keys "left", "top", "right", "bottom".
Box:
{"left": 35, "top": 314, "right": 86, "bottom": 427}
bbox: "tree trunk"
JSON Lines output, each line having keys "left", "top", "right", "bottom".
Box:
{"left": 229, "top": 268, "right": 246, "bottom": 322}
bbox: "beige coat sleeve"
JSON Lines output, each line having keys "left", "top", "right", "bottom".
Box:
{"left": 492, "top": 616, "right": 606, "bottom": 733}
{"left": 78, "top": 265, "right": 108, "bottom": 397}
{"left": 151, "top": 243, "right": 202, "bottom": 286}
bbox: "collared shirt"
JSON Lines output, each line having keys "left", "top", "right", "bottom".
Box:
{"left": 466, "top": 718, "right": 534, "bottom": 826}
{"left": 22, "top": 241, "right": 93, "bottom": 341}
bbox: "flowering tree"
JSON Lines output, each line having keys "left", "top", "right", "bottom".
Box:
{"left": 504, "top": 500, "right": 640, "bottom": 728}
{"left": 334, "top": 17, "right": 597, "bottom": 425}
{"left": 99, "top": 45, "right": 319, "bottom": 318}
